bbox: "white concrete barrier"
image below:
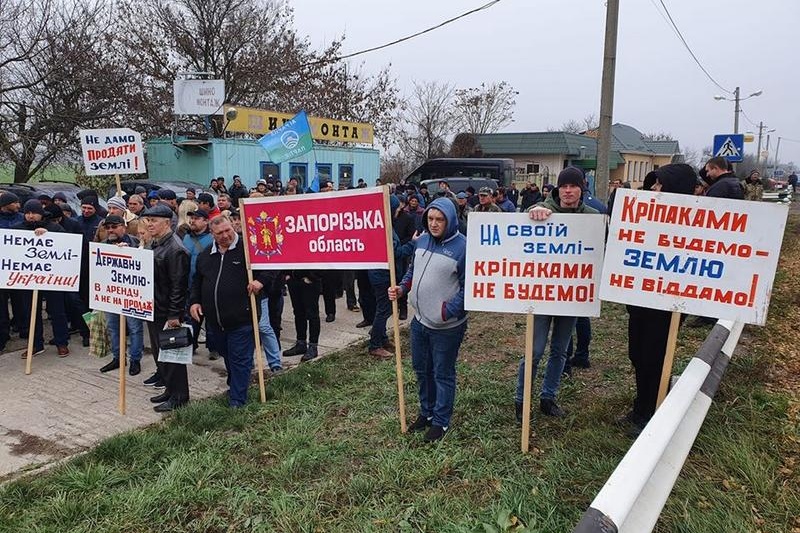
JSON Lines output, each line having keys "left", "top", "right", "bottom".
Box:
{"left": 573, "top": 320, "right": 744, "bottom": 533}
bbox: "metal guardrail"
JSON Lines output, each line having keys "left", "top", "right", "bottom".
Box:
{"left": 573, "top": 319, "right": 744, "bottom": 533}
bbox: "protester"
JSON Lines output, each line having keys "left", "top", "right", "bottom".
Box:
{"left": 142, "top": 204, "right": 190, "bottom": 412}
{"left": 98, "top": 215, "right": 144, "bottom": 376}
{"left": 182, "top": 208, "right": 215, "bottom": 357}
{"left": 0, "top": 192, "right": 24, "bottom": 351}
{"left": 13, "top": 200, "right": 71, "bottom": 358}
{"left": 623, "top": 164, "right": 697, "bottom": 437}
{"left": 283, "top": 269, "right": 322, "bottom": 362}
{"left": 474, "top": 187, "right": 501, "bottom": 213}
{"left": 743, "top": 170, "right": 763, "bottom": 201}
{"left": 190, "top": 217, "right": 269, "bottom": 407}
{"left": 389, "top": 197, "right": 467, "bottom": 442}
{"left": 197, "top": 193, "right": 221, "bottom": 219}
{"left": 514, "top": 167, "right": 600, "bottom": 424}
{"left": 229, "top": 175, "right": 249, "bottom": 207}
{"left": 703, "top": 156, "right": 744, "bottom": 199}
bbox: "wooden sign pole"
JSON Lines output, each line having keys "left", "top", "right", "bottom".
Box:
{"left": 24, "top": 290, "right": 39, "bottom": 375}
{"left": 384, "top": 187, "right": 407, "bottom": 433}
{"left": 118, "top": 316, "right": 127, "bottom": 415}
{"left": 115, "top": 174, "right": 122, "bottom": 196}
{"left": 521, "top": 312, "right": 535, "bottom": 453}
{"left": 656, "top": 311, "right": 682, "bottom": 408}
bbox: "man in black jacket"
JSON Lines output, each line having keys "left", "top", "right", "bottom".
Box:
{"left": 142, "top": 204, "right": 191, "bottom": 412}
{"left": 703, "top": 156, "right": 744, "bottom": 199}
{"left": 190, "top": 217, "right": 268, "bottom": 407}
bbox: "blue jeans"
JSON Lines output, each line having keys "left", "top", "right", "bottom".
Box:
{"left": 211, "top": 324, "right": 255, "bottom": 407}
{"left": 369, "top": 282, "right": 391, "bottom": 350}
{"left": 515, "top": 315, "right": 577, "bottom": 403}
{"left": 105, "top": 312, "right": 143, "bottom": 362}
{"left": 410, "top": 318, "right": 467, "bottom": 427}
{"left": 259, "top": 298, "right": 282, "bottom": 370}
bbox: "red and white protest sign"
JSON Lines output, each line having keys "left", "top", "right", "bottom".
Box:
{"left": 465, "top": 212, "right": 606, "bottom": 316}
{"left": 89, "top": 243, "right": 154, "bottom": 321}
{"left": 0, "top": 229, "right": 82, "bottom": 291}
{"left": 79, "top": 128, "right": 146, "bottom": 176}
{"left": 241, "top": 187, "right": 390, "bottom": 269}
{"left": 600, "top": 189, "right": 788, "bottom": 325}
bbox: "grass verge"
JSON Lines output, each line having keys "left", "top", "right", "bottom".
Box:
{"left": 1, "top": 218, "right": 798, "bottom": 533}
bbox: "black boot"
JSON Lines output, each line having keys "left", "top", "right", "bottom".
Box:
{"left": 283, "top": 341, "right": 307, "bottom": 357}
{"left": 515, "top": 401, "right": 523, "bottom": 426}
{"left": 301, "top": 343, "right": 318, "bottom": 362}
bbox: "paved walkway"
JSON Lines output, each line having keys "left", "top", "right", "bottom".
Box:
{"left": 0, "top": 300, "right": 381, "bottom": 482}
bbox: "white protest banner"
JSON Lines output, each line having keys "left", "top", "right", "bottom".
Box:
{"left": 79, "top": 128, "right": 146, "bottom": 176}
{"left": 465, "top": 212, "right": 606, "bottom": 316}
{"left": 0, "top": 229, "right": 82, "bottom": 291}
{"left": 89, "top": 243, "right": 154, "bottom": 321}
{"left": 600, "top": 189, "right": 788, "bottom": 325}
{"left": 173, "top": 79, "right": 225, "bottom": 115}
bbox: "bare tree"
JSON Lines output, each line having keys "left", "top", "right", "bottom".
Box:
{"left": 643, "top": 131, "right": 676, "bottom": 141}
{"left": 452, "top": 81, "right": 517, "bottom": 134}
{"left": 114, "top": 0, "right": 401, "bottom": 144}
{"left": 554, "top": 113, "right": 598, "bottom": 134}
{"left": 0, "top": 0, "right": 125, "bottom": 182}
{"left": 398, "top": 80, "right": 455, "bottom": 164}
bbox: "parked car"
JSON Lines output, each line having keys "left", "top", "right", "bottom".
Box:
{"left": 0, "top": 182, "right": 107, "bottom": 215}
{"left": 106, "top": 180, "right": 214, "bottom": 201}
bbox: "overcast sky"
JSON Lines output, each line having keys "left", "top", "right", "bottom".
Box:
{"left": 292, "top": 0, "right": 800, "bottom": 168}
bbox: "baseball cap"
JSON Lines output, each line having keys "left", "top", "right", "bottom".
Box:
{"left": 456, "top": 192, "right": 467, "bottom": 199}
{"left": 478, "top": 187, "right": 493, "bottom": 195}
{"left": 102, "top": 215, "right": 126, "bottom": 226}
{"left": 187, "top": 209, "right": 209, "bottom": 219}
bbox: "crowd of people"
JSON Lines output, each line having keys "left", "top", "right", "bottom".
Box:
{"left": 0, "top": 157, "right": 781, "bottom": 439}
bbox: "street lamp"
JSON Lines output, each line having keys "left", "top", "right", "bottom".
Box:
{"left": 713, "top": 87, "right": 763, "bottom": 134}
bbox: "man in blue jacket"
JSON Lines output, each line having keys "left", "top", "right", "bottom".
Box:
{"left": 389, "top": 198, "right": 467, "bottom": 442}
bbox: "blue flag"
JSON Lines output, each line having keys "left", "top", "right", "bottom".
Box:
{"left": 257, "top": 110, "right": 314, "bottom": 163}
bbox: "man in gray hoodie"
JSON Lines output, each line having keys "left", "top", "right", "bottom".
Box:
{"left": 389, "top": 197, "right": 467, "bottom": 442}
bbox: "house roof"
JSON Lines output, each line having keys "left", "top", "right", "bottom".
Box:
{"left": 643, "top": 139, "right": 681, "bottom": 155}
{"left": 474, "top": 132, "right": 625, "bottom": 168}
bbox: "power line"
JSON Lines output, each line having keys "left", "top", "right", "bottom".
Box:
{"left": 739, "top": 106, "right": 760, "bottom": 128}
{"left": 304, "top": 0, "right": 504, "bottom": 66}
{"left": 654, "top": 0, "right": 732, "bottom": 94}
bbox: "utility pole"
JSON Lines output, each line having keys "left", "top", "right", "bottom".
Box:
{"left": 756, "top": 121, "right": 764, "bottom": 172}
{"left": 772, "top": 137, "right": 782, "bottom": 176}
{"left": 595, "top": 0, "right": 620, "bottom": 202}
{"left": 733, "top": 86, "right": 740, "bottom": 134}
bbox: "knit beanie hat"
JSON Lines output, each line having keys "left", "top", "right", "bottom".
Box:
{"left": 557, "top": 167, "right": 585, "bottom": 189}
{"left": 107, "top": 196, "right": 126, "bottom": 211}
{"left": 81, "top": 195, "right": 99, "bottom": 208}
{"left": 0, "top": 192, "right": 20, "bottom": 208}
{"left": 23, "top": 199, "right": 44, "bottom": 215}
{"left": 654, "top": 164, "right": 697, "bottom": 195}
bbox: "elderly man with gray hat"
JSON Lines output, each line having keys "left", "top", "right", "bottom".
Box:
{"left": 514, "top": 166, "right": 600, "bottom": 425}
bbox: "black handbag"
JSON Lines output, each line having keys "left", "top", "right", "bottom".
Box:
{"left": 158, "top": 326, "right": 192, "bottom": 350}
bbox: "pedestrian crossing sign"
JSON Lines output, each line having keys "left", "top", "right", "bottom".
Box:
{"left": 713, "top": 134, "right": 744, "bottom": 162}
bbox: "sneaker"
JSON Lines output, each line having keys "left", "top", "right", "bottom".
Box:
{"left": 348, "top": 305, "right": 360, "bottom": 312}
{"left": 143, "top": 372, "right": 161, "bottom": 386}
{"left": 100, "top": 359, "right": 120, "bottom": 373}
{"left": 369, "top": 347, "right": 393, "bottom": 360}
{"left": 21, "top": 346, "right": 45, "bottom": 359}
{"left": 57, "top": 346, "right": 70, "bottom": 357}
{"left": 208, "top": 351, "right": 219, "bottom": 361}
{"left": 423, "top": 425, "right": 448, "bottom": 442}
{"left": 355, "top": 320, "right": 371, "bottom": 328}
{"left": 408, "top": 415, "right": 432, "bottom": 433}
{"left": 325, "top": 314, "right": 335, "bottom": 323}
{"left": 270, "top": 367, "right": 284, "bottom": 376}
{"left": 300, "top": 343, "right": 318, "bottom": 362}
{"left": 515, "top": 401, "right": 523, "bottom": 426}
{"left": 283, "top": 341, "right": 307, "bottom": 357}
{"left": 540, "top": 398, "right": 566, "bottom": 418}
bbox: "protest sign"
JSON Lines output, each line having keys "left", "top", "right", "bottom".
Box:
{"left": 89, "top": 243, "right": 154, "bottom": 321}
{"left": 600, "top": 189, "right": 788, "bottom": 325}
{"left": 79, "top": 128, "right": 146, "bottom": 176}
{"left": 241, "top": 187, "right": 389, "bottom": 270}
{"left": 257, "top": 110, "right": 314, "bottom": 163}
{"left": 465, "top": 212, "right": 606, "bottom": 317}
{"left": 0, "top": 229, "right": 82, "bottom": 291}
